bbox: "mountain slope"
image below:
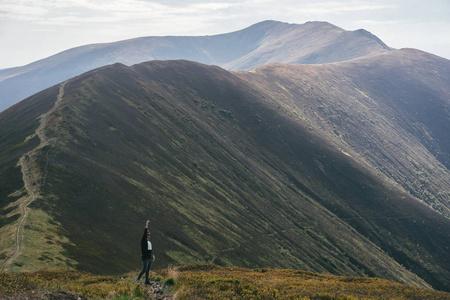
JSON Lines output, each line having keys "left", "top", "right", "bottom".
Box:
{"left": 238, "top": 49, "right": 450, "bottom": 217}
{"left": 236, "top": 49, "right": 450, "bottom": 290}
{"left": 1, "top": 57, "right": 449, "bottom": 291}
{"left": 0, "top": 20, "right": 392, "bottom": 112}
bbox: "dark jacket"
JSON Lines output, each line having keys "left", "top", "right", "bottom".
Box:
{"left": 140, "top": 228, "right": 153, "bottom": 259}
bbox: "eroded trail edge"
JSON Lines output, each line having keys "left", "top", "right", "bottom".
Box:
{"left": 2, "top": 82, "right": 66, "bottom": 271}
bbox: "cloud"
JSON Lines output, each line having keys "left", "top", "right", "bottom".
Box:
{"left": 0, "top": 0, "right": 240, "bottom": 27}
{"left": 1, "top": 0, "right": 449, "bottom": 69}
{"left": 237, "top": 0, "right": 391, "bottom": 14}
{"left": 0, "top": 0, "right": 392, "bottom": 35}
{"left": 0, "top": 1, "right": 47, "bottom": 20}
{"left": 0, "top": 0, "right": 161, "bottom": 24}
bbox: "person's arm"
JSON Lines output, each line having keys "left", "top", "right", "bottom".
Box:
{"left": 147, "top": 220, "right": 155, "bottom": 261}
{"left": 142, "top": 219, "right": 150, "bottom": 240}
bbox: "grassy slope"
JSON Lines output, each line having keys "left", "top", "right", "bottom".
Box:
{"left": 238, "top": 49, "right": 450, "bottom": 216}
{"left": 1, "top": 265, "right": 450, "bottom": 299}
{"left": 0, "top": 57, "right": 448, "bottom": 291}
{"left": 174, "top": 265, "right": 450, "bottom": 299}
{"left": 0, "top": 87, "right": 58, "bottom": 268}
{"left": 236, "top": 49, "right": 450, "bottom": 290}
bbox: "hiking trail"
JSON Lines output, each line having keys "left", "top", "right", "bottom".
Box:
{"left": 144, "top": 281, "right": 173, "bottom": 300}
{"left": 2, "top": 82, "right": 66, "bottom": 271}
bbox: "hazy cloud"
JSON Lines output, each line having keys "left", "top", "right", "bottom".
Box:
{"left": 0, "top": 0, "right": 449, "bottom": 68}
{"left": 0, "top": 0, "right": 391, "bottom": 26}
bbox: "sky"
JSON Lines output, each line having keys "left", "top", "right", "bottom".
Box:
{"left": 1, "top": 0, "right": 449, "bottom": 69}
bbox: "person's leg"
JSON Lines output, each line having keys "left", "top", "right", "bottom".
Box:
{"left": 144, "top": 259, "right": 152, "bottom": 283}
{"left": 137, "top": 259, "right": 149, "bottom": 280}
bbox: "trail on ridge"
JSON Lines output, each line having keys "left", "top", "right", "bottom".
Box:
{"left": 2, "top": 82, "right": 66, "bottom": 271}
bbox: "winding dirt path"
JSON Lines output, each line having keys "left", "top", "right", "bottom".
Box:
{"left": 2, "top": 82, "right": 66, "bottom": 271}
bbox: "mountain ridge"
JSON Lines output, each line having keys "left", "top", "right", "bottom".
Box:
{"left": 243, "top": 48, "right": 450, "bottom": 216}
{"left": 0, "top": 20, "right": 392, "bottom": 112}
{"left": 1, "top": 52, "right": 449, "bottom": 290}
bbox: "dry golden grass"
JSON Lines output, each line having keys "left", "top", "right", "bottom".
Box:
{"left": 1, "top": 264, "right": 449, "bottom": 299}
{"left": 0, "top": 269, "right": 153, "bottom": 299}
{"left": 174, "top": 264, "right": 450, "bottom": 300}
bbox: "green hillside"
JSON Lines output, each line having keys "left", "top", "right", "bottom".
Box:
{"left": 0, "top": 53, "right": 449, "bottom": 291}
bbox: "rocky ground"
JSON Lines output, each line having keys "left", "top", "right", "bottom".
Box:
{"left": 145, "top": 280, "right": 173, "bottom": 300}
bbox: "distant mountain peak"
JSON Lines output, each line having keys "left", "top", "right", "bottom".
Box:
{"left": 0, "top": 20, "right": 392, "bottom": 112}
{"left": 353, "top": 28, "right": 392, "bottom": 50}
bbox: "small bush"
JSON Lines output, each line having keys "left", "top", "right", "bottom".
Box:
{"left": 164, "top": 277, "right": 175, "bottom": 286}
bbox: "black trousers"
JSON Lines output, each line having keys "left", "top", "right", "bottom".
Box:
{"left": 137, "top": 257, "right": 152, "bottom": 282}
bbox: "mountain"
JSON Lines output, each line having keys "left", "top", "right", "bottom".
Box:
{"left": 0, "top": 20, "right": 392, "bottom": 112}
{"left": 240, "top": 48, "right": 450, "bottom": 217}
{"left": 1, "top": 52, "right": 449, "bottom": 291}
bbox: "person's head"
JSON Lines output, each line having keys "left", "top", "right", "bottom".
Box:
{"left": 147, "top": 232, "right": 150, "bottom": 240}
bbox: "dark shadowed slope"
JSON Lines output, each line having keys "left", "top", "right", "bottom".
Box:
{"left": 0, "top": 58, "right": 448, "bottom": 290}
{"left": 0, "top": 20, "right": 392, "bottom": 112}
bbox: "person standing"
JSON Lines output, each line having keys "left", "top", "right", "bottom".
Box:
{"left": 137, "top": 219, "right": 156, "bottom": 284}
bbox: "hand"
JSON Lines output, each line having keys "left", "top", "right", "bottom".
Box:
{"left": 145, "top": 220, "right": 150, "bottom": 228}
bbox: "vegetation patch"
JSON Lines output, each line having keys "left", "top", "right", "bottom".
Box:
{"left": 173, "top": 264, "right": 450, "bottom": 299}
{"left": 2, "top": 265, "right": 449, "bottom": 299}
{"left": 0, "top": 270, "right": 154, "bottom": 299}
{"left": 10, "top": 207, "right": 78, "bottom": 273}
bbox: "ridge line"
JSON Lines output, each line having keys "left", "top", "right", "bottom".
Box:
{"left": 2, "top": 82, "right": 66, "bottom": 271}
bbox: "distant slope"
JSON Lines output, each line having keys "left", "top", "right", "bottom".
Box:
{"left": 1, "top": 56, "right": 449, "bottom": 291}
{"left": 0, "top": 20, "right": 392, "bottom": 112}
{"left": 238, "top": 48, "right": 450, "bottom": 217}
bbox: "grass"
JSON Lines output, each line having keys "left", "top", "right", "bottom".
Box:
{"left": 10, "top": 207, "right": 78, "bottom": 273}
{"left": 174, "top": 265, "right": 450, "bottom": 299}
{"left": 0, "top": 269, "right": 154, "bottom": 299}
{"left": 1, "top": 264, "right": 449, "bottom": 299}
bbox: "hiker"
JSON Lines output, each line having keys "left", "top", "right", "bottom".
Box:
{"left": 137, "top": 219, "right": 155, "bottom": 284}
